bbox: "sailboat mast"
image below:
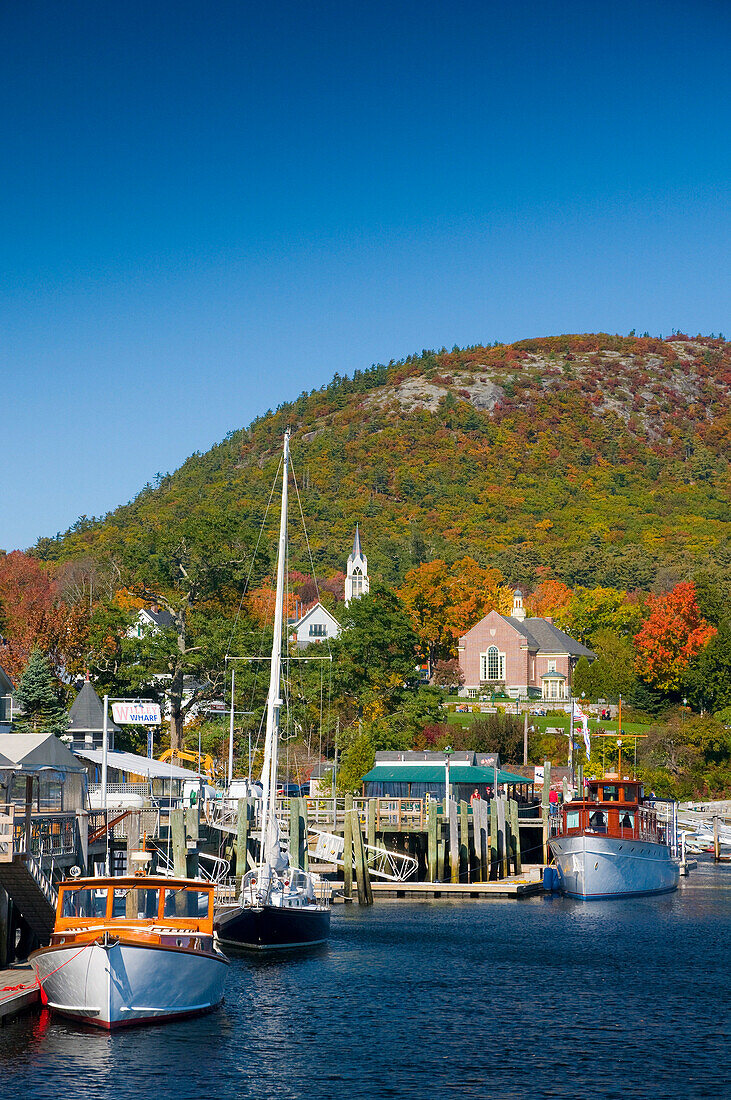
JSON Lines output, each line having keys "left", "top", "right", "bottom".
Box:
{"left": 259, "top": 430, "right": 290, "bottom": 866}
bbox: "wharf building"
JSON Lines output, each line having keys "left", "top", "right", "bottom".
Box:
{"left": 458, "top": 589, "right": 595, "bottom": 702}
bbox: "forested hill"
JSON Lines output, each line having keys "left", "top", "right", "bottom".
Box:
{"left": 35, "top": 333, "right": 731, "bottom": 591}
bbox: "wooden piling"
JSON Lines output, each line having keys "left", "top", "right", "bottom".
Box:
{"left": 75, "top": 809, "right": 89, "bottom": 875}
{"left": 301, "top": 796, "right": 309, "bottom": 872}
{"left": 489, "top": 798, "right": 498, "bottom": 880}
{"left": 343, "top": 793, "right": 353, "bottom": 900}
{"left": 427, "top": 800, "right": 438, "bottom": 883}
{"left": 541, "top": 759, "right": 552, "bottom": 864}
{"left": 235, "top": 798, "right": 249, "bottom": 884}
{"left": 510, "top": 798, "right": 521, "bottom": 875}
{"left": 290, "top": 797, "right": 302, "bottom": 871}
{"left": 714, "top": 817, "right": 720, "bottom": 862}
{"left": 124, "top": 813, "right": 141, "bottom": 917}
{"left": 459, "top": 801, "right": 470, "bottom": 883}
{"left": 352, "top": 813, "right": 373, "bottom": 905}
{"left": 170, "top": 808, "right": 187, "bottom": 878}
{"left": 366, "top": 798, "right": 376, "bottom": 865}
{"left": 498, "top": 798, "right": 508, "bottom": 879}
{"left": 448, "top": 798, "right": 459, "bottom": 884}
{"left": 185, "top": 805, "right": 200, "bottom": 843}
{"left": 472, "top": 799, "right": 484, "bottom": 882}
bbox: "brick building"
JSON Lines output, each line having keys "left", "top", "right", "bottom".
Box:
{"left": 458, "top": 590, "right": 594, "bottom": 701}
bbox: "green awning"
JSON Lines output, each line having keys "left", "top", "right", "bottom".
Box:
{"left": 360, "top": 764, "right": 531, "bottom": 785}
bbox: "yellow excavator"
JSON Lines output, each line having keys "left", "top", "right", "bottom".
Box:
{"left": 158, "top": 748, "right": 217, "bottom": 781}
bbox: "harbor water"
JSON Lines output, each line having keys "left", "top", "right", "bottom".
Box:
{"left": 2, "top": 858, "right": 729, "bottom": 1099}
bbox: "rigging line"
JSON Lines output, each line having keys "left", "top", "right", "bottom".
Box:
{"left": 290, "top": 457, "right": 334, "bottom": 660}
{"left": 224, "top": 451, "right": 284, "bottom": 660}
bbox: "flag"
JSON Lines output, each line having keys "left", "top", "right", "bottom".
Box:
{"left": 574, "top": 701, "right": 591, "bottom": 758}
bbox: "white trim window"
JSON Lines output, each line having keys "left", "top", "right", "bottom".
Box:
{"left": 480, "top": 645, "right": 506, "bottom": 682}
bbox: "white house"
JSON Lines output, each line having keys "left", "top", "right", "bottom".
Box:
{"left": 127, "top": 606, "right": 175, "bottom": 640}
{"left": 290, "top": 603, "right": 341, "bottom": 649}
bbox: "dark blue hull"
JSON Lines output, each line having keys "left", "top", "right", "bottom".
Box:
{"left": 214, "top": 903, "right": 331, "bottom": 951}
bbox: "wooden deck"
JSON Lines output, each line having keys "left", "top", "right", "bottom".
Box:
{"left": 0, "top": 963, "right": 39, "bottom": 1024}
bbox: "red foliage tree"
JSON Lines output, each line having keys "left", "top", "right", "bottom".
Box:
{"left": 633, "top": 581, "right": 716, "bottom": 691}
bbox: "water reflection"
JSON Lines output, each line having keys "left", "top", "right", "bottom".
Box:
{"left": 3, "top": 859, "right": 729, "bottom": 1100}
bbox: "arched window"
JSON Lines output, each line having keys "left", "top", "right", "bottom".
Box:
{"left": 352, "top": 566, "right": 363, "bottom": 595}
{"left": 480, "top": 646, "right": 505, "bottom": 681}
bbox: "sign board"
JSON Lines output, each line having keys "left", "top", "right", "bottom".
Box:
{"left": 534, "top": 765, "right": 545, "bottom": 786}
{"left": 112, "top": 702, "right": 162, "bottom": 725}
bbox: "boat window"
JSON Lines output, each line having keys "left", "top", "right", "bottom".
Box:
{"left": 603, "top": 785, "right": 618, "bottom": 801}
{"left": 566, "top": 810, "right": 580, "bottom": 830}
{"left": 112, "top": 887, "right": 160, "bottom": 919}
{"left": 61, "top": 887, "right": 109, "bottom": 919}
{"left": 622, "top": 786, "right": 637, "bottom": 802}
{"left": 619, "top": 811, "right": 635, "bottom": 830}
{"left": 163, "top": 888, "right": 210, "bottom": 919}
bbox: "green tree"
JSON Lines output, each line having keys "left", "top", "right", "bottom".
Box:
{"left": 14, "top": 648, "right": 67, "bottom": 736}
{"left": 333, "top": 584, "right": 419, "bottom": 719}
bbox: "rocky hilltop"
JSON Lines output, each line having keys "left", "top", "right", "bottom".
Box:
{"left": 35, "top": 333, "right": 731, "bottom": 590}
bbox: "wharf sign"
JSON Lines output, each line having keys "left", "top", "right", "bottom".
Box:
{"left": 111, "top": 702, "right": 162, "bottom": 726}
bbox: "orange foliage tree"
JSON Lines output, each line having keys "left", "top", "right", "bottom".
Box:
{"left": 633, "top": 581, "right": 716, "bottom": 692}
{"left": 398, "top": 558, "right": 512, "bottom": 671}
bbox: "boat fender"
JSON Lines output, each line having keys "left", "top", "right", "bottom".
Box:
{"left": 542, "top": 867, "right": 560, "bottom": 893}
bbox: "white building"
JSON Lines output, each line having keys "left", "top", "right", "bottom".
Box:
{"left": 290, "top": 603, "right": 341, "bottom": 649}
{"left": 344, "top": 525, "right": 369, "bottom": 606}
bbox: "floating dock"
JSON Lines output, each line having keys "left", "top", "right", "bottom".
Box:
{"left": 0, "top": 964, "right": 39, "bottom": 1024}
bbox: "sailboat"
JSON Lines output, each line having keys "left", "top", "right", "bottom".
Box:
{"left": 214, "top": 431, "right": 331, "bottom": 950}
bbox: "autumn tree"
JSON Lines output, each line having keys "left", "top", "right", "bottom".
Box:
{"left": 0, "top": 552, "right": 68, "bottom": 679}
{"left": 634, "top": 581, "right": 716, "bottom": 692}
{"left": 398, "top": 557, "right": 512, "bottom": 671}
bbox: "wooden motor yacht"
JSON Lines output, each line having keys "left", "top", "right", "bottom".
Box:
{"left": 549, "top": 778, "right": 679, "bottom": 899}
{"left": 30, "top": 875, "right": 229, "bottom": 1028}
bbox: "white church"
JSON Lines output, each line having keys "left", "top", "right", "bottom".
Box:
{"left": 290, "top": 526, "right": 369, "bottom": 648}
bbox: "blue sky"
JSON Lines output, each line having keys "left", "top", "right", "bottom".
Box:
{"left": 1, "top": 0, "right": 729, "bottom": 551}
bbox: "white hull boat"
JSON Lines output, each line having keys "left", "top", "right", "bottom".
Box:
{"left": 549, "top": 776, "right": 680, "bottom": 900}
{"left": 31, "top": 875, "right": 229, "bottom": 1029}
{"left": 550, "top": 832, "right": 679, "bottom": 899}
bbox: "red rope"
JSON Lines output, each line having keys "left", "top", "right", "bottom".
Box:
{"left": 37, "top": 942, "right": 92, "bottom": 984}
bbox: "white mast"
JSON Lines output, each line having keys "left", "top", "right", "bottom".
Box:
{"left": 258, "top": 430, "right": 290, "bottom": 869}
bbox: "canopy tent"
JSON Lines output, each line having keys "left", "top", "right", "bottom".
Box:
{"left": 74, "top": 749, "right": 202, "bottom": 781}
{"left": 361, "top": 762, "right": 532, "bottom": 800}
{"left": 361, "top": 764, "right": 531, "bottom": 785}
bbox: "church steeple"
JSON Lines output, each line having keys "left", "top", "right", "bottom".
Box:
{"left": 345, "top": 524, "right": 369, "bottom": 605}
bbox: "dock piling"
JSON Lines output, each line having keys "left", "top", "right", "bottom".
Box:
{"left": 448, "top": 798, "right": 459, "bottom": 884}
{"left": 343, "top": 793, "right": 353, "bottom": 900}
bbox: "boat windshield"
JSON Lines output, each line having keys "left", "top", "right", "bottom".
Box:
{"left": 163, "top": 887, "right": 211, "bottom": 919}
{"left": 61, "top": 886, "right": 109, "bottom": 919}
{"left": 112, "top": 887, "right": 160, "bottom": 920}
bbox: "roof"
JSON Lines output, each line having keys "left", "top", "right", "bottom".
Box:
{"left": 74, "top": 748, "right": 202, "bottom": 781}
{"left": 461, "top": 609, "right": 595, "bottom": 658}
{"left": 348, "top": 524, "right": 364, "bottom": 562}
{"left": 67, "top": 680, "right": 121, "bottom": 735}
{"left": 361, "top": 763, "right": 531, "bottom": 785}
{"left": 512, "top": 617, "right": 595, "bottom": 658}
{"left": 140, "top": 607, "right": 175, "bottom": 629}
{"left": 540, "top": 671, "right": 566, "bottom": 680}
{"left": 0, "top": 732, "right": 85, "bottom": 771}
{"left": 293, "top": 602, "right": 341, "bottom": 630}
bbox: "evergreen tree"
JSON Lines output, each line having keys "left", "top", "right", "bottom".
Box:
{"left": 14, "top": 648, "right": 67, "bottom": 736}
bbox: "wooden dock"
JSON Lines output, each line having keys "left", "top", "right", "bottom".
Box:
{"left": 0, "top": 963, "right": 39, "bottom": 1024}
{"left": 369, "top": 877, "right": 543, "bottom": 899}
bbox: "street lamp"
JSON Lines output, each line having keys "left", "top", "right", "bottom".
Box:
{"left": 444, "top": 745, "right": 454, "bottom": 803}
